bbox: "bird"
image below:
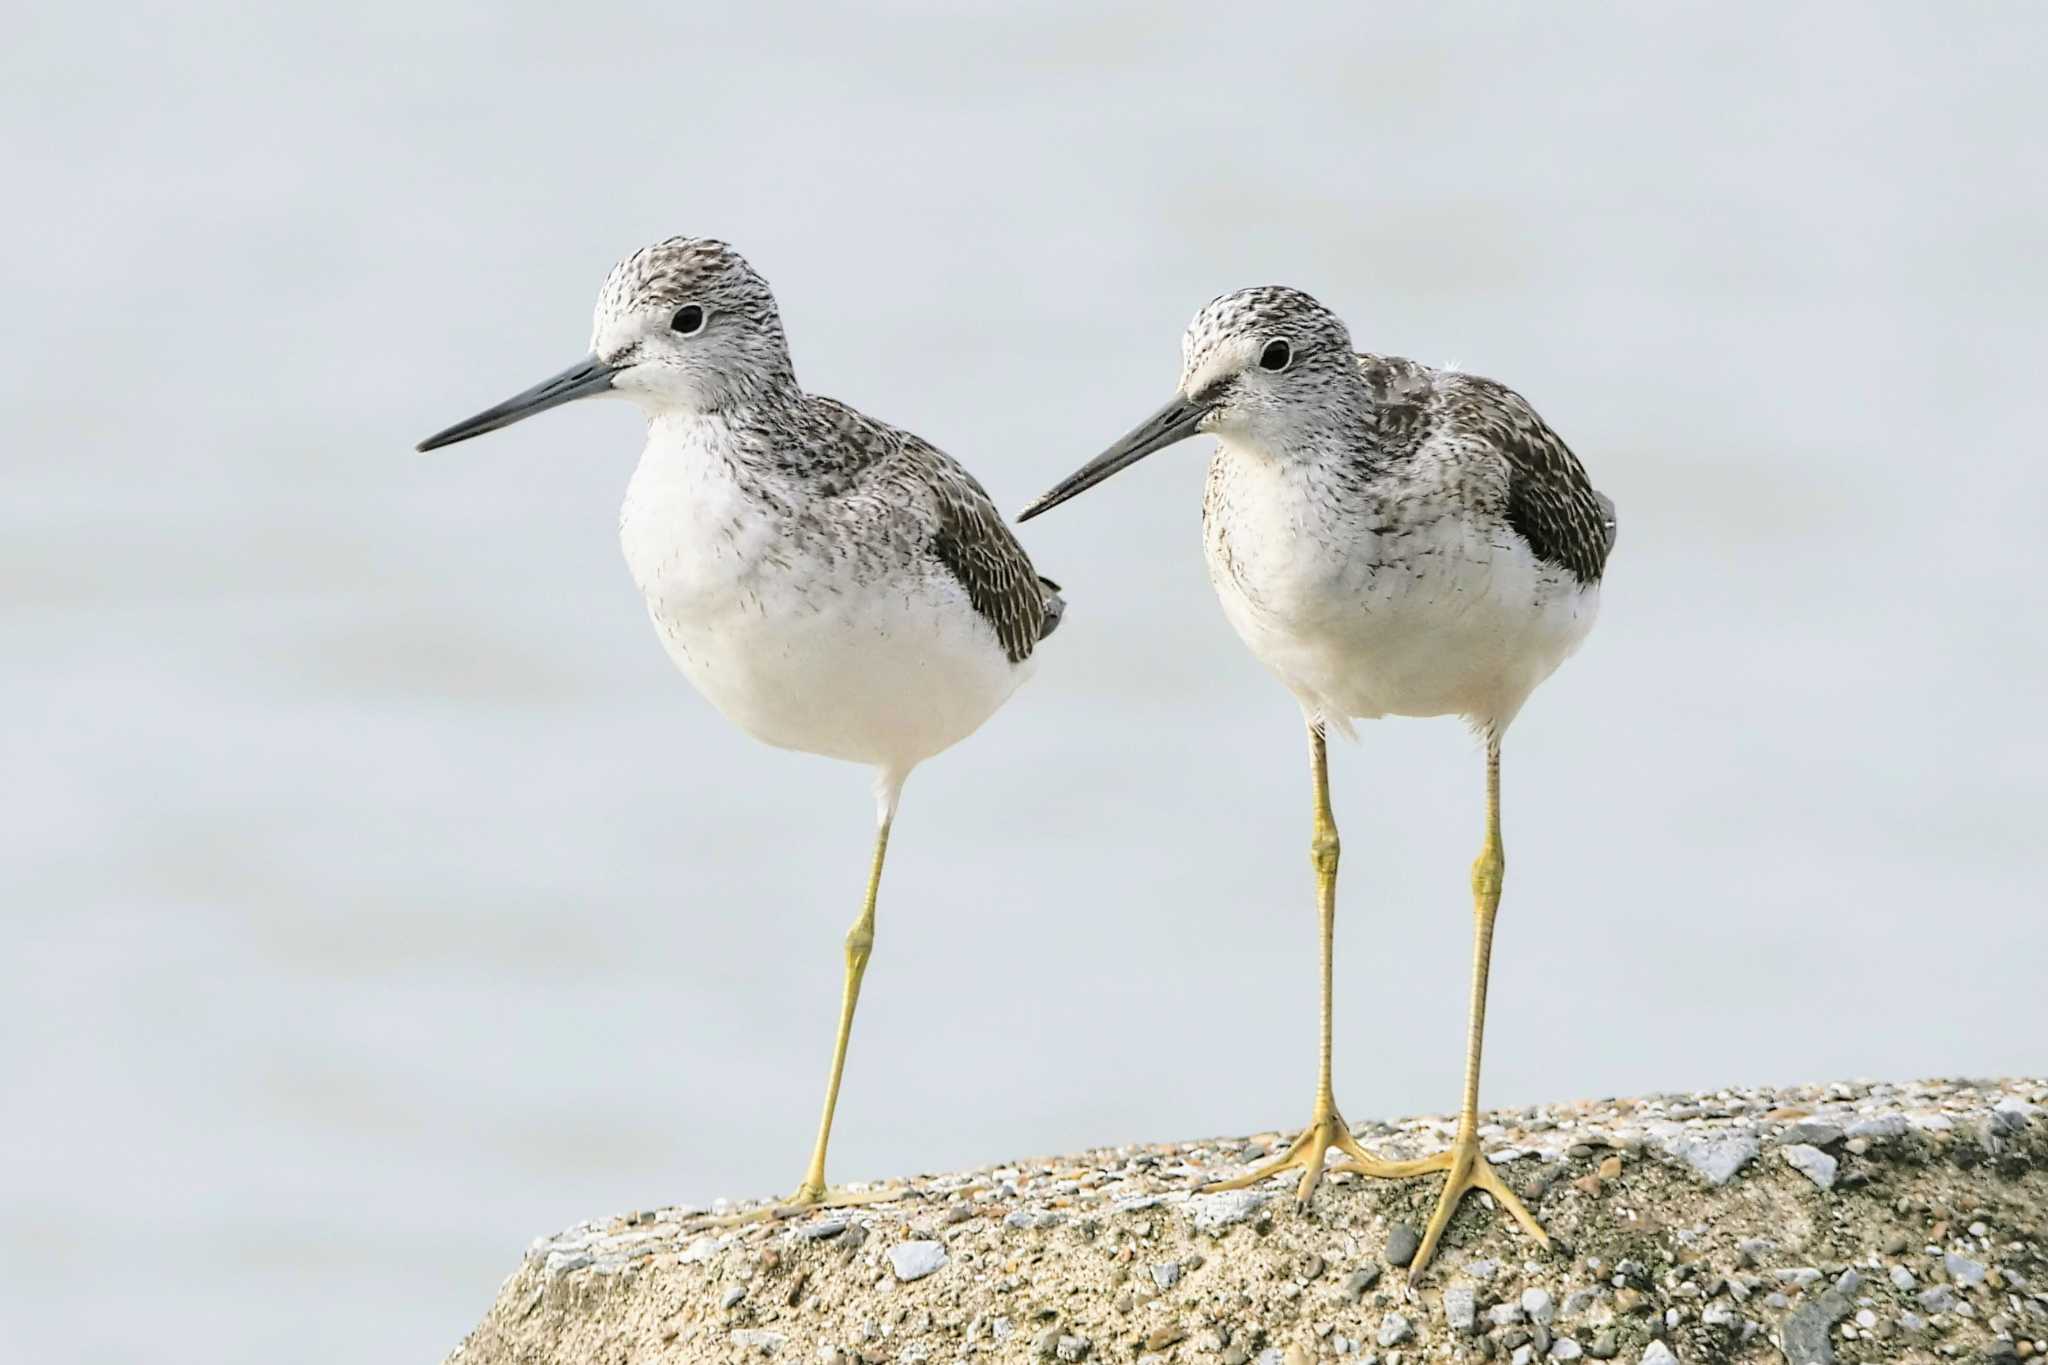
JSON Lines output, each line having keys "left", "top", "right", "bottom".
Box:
{"left": 416, "top": 236, "right": 1063, "bottom": 1217}
{"left": 1018, "top": 286, "right": 1613, "bottom": 1279}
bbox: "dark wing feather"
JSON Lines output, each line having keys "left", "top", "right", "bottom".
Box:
{"left": 806, "top": 396, "right": 1060, "bottom": 663}
{"left": 920, "top": 444, "right": 1054, "bottom": 663}
{"left": 1446, "top": 373, "right": 1614, "bottom": 585}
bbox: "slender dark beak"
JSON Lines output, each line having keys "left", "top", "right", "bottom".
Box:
{"left": 415, "top": 355, "right": 619, "bottom": 452}
{"left": 1017, "top": 394, "right": 1209, "bottom": 522}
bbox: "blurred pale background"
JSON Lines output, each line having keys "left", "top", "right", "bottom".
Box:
{"left": 4, "top": 3, "right": 2043, "bottom": 1362}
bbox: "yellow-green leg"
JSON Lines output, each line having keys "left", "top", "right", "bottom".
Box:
{"left": 1387, "top": 737, "right": 1551, "bottom": 1280}
{"left": 715, "top": 788, "right": 905, "bottom": 1225}
{"left": 1204, "top": 720, "right": 1425, "bottom": 1206}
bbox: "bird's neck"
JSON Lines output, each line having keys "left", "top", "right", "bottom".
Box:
{"left": 1231, "top": 389, "right": 1384, "bottom": 478}
{"left": 643, "top": 385, "right": 820, "bottom": 487}
{"left": 646, "top": 384, "right": 801, "bottom": 442}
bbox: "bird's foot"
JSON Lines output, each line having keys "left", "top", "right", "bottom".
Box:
{"left": 704, "top": 1180, "right": 903, "bottom": 1227}
{"left": 1336, "top": 1133, "right": 1551, "bottom": 1281}
{"left": 1202, "top": 1098, "right": 1428, "bottom": 1208}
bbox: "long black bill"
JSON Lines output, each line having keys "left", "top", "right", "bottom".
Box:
{"left": 1017, "top": 394, "right": 1209, "bottom": 522}
{"left": 415, "top": 355, "right": 618, "bottom": 452}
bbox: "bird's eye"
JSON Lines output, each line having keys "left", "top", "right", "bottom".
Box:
{"left": 671, "top": 305, "right": 705, "bottom": 335}
{"left": 1259, "top": 338, "right": 1293, "bottom": 371}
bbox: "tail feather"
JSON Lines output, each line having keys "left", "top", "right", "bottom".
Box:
{"left": 1036, "top": 575, "right": 1066, "bottom": 642}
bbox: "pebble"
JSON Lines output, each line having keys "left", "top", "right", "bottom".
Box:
{"left": 730, "top": 1329, "right": 785, "bottom": 1355}
{"left": 1779, "top": 1120, "right": 1845, "bottom": 1148}
{"left": 1490, "top": 1302, "right": 1529, "bottom": 1328}
{"left": 1186, "top": 1191, "right": 1269, "bottom": 1235}
{"left": 1339, "top": 1266, "right": 1382, "bottom": 1301}
{"left": 1889, "top": 1264, "right": 1917, "bottom": 1291}
{"left": 1781, "top": 1270, "right": 1860, "bottom": 1365}
{"left": 1385, "top": 1222, "right": 1421, "bottom": 1267}
{"left": 542, "top": 1250, "right": 592, "bottom": 1276}
{"left": 1991, "top": 1097, "right": 2039, "bottom": 1132}
{"left": 1551, "top": 1339, "right": 1583, "bottom": 1361}
{"left": 720, "top": 1285, "right": 746, "bottom": 1308}
{"left": 1846, "top": 1115, "right": 1909, "bottom": 1141}
{"left": 1668, "top": 1135, "right": 1758, "bottom": 1187}
{"left": 1918, "top": 1285, "right": 1958, "bottom": 1313}
{"left": 1377, "top": 1312, "right": 1414, "bottom": 1347}
{"left": 1880, "top": 1231, "right": 1909, "bottom": 1256}
{"left": 1150, "top": 1262, "right": 1181, "bottom": 1289}
{"left": 1445, "top": 1285, "right": 1477, "bottom": 1334}
{"left": 794, "top": 1219, "right": 848, "bottom": 1242}
{"left": 1640, "top": 1344, "right": 1677, "bottom": 1365}
{"left": 1945, "top": 1253, "right": 1986, "bottom": 1286}
{"left": 887, "top": 1241, "right": 947, "bottom": 1282}
{"left": 1056, "top": 1335, "right": 1093, "bottom": 1361}
{"left": 1524, "top": 1288, "right": 1556, "bottom": 1324}
{"left": 679, "top": 1234, "right": 730, "bottom": 1264}
{"left": 1780, "top": 1144, "right": 1838, "bottom": 1190}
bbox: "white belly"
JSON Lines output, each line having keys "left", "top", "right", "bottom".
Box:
{"left": 1205, "top": 445, "right": 1599, "bottom": 732}
{"left": 620, "top": 438, "right": 1025, "bottom": 775}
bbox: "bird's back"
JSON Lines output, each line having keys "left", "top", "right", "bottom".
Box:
{"left": 803, "top": 396, "right": 1063, "bottom": 664}
{"left": 1355, "top": 354, "right": 1615, "bottom": 586}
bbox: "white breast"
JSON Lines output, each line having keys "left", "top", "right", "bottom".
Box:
{"left": 618, "top": 422, "right": 1028, "bottom": 775}
{"left": 1203, "top": 439, "right": 1599, "bottom": 733}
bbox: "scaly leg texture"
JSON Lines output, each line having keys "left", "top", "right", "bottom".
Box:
{"left": 1204, "top": 721, "right": 1421, "bottom": 1206}
{"left": 1383, "top": 737, "right": 1551, "bottom": 1280}
{"left": 715, "top": 780, "right": 905, "bottom": 1225}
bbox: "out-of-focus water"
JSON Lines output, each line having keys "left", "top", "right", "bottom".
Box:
{"left": 4, "top": 5, "right": 2044, "bottom": 1361}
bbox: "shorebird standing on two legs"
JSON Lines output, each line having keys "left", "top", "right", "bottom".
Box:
{"left": 418, "top": 237, "right": 1063, "bottom": 1216}
{"left": 1019, "top": 287, "right": 1613, "bottom": 1278}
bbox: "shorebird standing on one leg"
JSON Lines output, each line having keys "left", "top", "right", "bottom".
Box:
{"left": 1020, "top": 287, "right": 1613, "bottom": 1277}
{"left": 418, "top": 237, "right": 1063, "bottom": 1216}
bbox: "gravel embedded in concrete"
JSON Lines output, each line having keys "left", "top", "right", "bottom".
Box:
{"left": 446, "top": 1077, "right": 2048, "bottom": 1365}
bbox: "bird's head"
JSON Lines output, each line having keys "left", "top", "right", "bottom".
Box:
{"left": 1018, "top": 285, "right": 1359, "bottom": 521}
{"left": 416, "top": 236, "right": 794, "bottom": 453}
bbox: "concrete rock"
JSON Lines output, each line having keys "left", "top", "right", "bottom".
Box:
{"left": 442, "top": 1078, "right": 2048, "bottom": 1365}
